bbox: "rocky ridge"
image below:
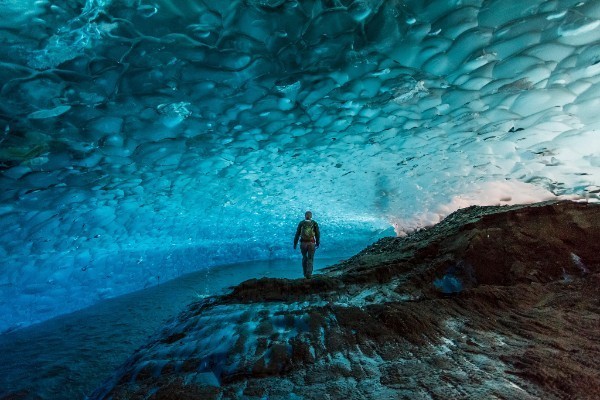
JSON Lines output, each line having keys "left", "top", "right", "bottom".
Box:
{"left": 91, "top": 200, "right": 600, "bottom": 400}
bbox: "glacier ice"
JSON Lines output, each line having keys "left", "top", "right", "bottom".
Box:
{"left": 1, "top": 0, "right": 600, "bottom": 332}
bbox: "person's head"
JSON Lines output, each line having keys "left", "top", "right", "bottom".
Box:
{"left": 305, "top": 211, "right": 312, "bottom": 220}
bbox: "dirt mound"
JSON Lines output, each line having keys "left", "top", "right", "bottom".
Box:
{"left": 90, "top": 201, "right": 600, "bottom": 400}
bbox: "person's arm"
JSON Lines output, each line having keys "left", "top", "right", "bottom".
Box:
{"left": 293, "top": 222, "right": 301, "bottom": 248}
{"left": 314, "top": 221, "right": 320, "bottom": 247}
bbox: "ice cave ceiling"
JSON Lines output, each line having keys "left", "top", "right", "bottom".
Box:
{"left": 1, "top": 0, "right": 600, "bottom": 331}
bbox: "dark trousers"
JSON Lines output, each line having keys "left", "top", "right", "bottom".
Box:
{"left": 300, "top": 242, "right": 316, "bottom": 278}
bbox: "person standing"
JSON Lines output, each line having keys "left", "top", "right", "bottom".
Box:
{"left": 293, "top": 211, "right": 320, "bottom": 279}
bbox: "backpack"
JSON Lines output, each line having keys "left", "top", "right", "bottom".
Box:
{"left": 300, "top": 220, "right": 315, "bottom": 242}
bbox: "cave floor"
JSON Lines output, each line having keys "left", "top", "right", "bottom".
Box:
{"left": 0, "top": 258, "right": 340, "bottom": 400}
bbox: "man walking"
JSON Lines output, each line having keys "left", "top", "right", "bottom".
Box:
{"left": 293, "top": 211, "right": 320, "bottom": 279}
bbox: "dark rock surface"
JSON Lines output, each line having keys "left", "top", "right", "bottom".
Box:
{"left": 91, "top": 200, "right": 600, "bottom": 400}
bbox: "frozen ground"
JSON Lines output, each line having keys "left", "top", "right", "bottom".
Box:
{"left": 0, "top": 257, "right": 338, "bottom": 399}
{"left": 90, "top": 202, "right": 600, "bottom": 400}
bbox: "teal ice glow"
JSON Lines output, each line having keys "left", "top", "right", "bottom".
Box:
{"left": 1, "top": 0, "right": 600, "bottom": 331}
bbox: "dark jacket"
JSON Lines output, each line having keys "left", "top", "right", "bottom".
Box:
{"left": 294, "top": 219, "right": 320, "bottom": 247}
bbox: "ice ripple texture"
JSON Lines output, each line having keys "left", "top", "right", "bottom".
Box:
{"left": 1, "top": 0, "right": 599, "bottom": 331}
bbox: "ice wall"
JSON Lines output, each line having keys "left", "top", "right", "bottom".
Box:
{"left": 1, "top": 0, "right": 599, "bottom": 331}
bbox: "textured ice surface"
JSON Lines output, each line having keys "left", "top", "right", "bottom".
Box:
{"left": 1, "top": 0, "right": 600, "bottom": 331}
